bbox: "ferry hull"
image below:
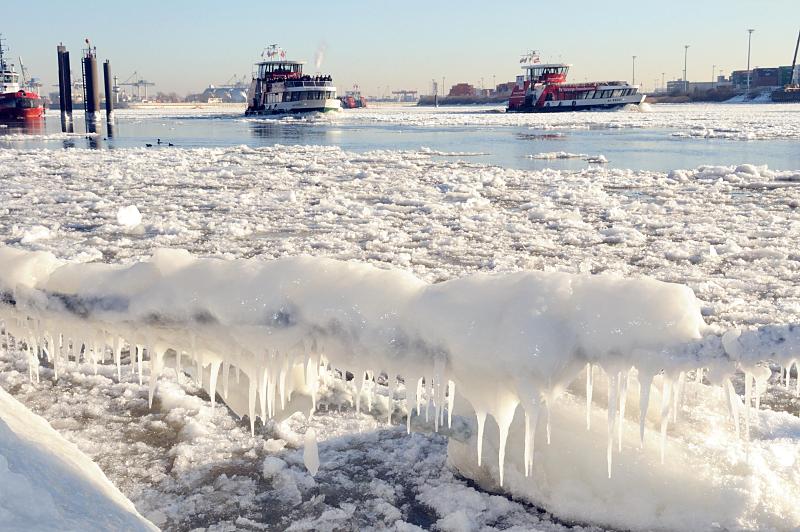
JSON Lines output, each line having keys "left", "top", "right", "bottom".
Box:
{"left": 245, "top": 99, "right": 341, "bottom": 116}
{"left": 509, "top": 97, "right": 644, "bottom": 113}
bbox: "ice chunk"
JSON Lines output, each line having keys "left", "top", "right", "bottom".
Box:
{"left": 303, "top": 428, "right": 320, "bottom": 476}
{"left": 116, "top": 205, "right": 142, "bottom": 227}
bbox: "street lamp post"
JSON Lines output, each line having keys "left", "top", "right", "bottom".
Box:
{"left": 661, "top": 72, "right": 665, "bottom": 92}
{"left": 632, "top": 55, "right": 637, "bottom": 85}
{"left": 684, "top": 45, "right": 690, "bottom": 93}
{"left": 746, "top": 29, "right": 755, "bottom": 95}
{"left": 712, "top": 64, "right": 716, "bottom": 87}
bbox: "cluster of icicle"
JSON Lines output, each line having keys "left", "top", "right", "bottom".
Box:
{"left": 0, "top": 246, "right": 798, "bottom": 484}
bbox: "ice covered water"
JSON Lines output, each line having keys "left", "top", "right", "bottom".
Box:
{"left": 0, "top": 104, "right": 799, "bottom": 530}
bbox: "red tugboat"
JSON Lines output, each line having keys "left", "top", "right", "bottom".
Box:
{"left": 508, "top": 51, "right": 644, "bottom": 113}
{"left": 339, "top": 84, "right": 367, "bottom": 109}
{"left": 0, "top": 35, "right": 45, "bottom": 121}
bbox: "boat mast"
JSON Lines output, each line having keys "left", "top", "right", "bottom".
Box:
{"left": 791, "top": 29, "right": 800, "bottom": 87}
{"left": 0, "top": 34, "right": 7, "bottom": 72}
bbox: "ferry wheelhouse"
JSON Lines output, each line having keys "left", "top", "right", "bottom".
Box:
{"left": 0, "top": 35, "right": 45, "bottom": 121}
{"left": 508, "top": 53, "right": 644, "bottom": 113}
{"left": 245, "top": 46, "right": 340, "bottom": 115}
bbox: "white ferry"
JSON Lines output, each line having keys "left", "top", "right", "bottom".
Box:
{"left": 508, "top": 51, "right": 644, "bottom": 113}
{"left": 245, "top": 45, "right": 340, "bottom": 116}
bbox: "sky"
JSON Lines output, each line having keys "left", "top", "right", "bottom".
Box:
{"left": 2, "top": 0, "right": 798, "bottom": 97}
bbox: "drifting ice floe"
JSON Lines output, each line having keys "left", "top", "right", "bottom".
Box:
{"left": 1, "top": 245, "right": 799, "bottom": 529}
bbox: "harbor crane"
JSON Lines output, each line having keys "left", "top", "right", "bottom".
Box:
{"left": 121, "top": 71, "right": 155, "bottom": 101}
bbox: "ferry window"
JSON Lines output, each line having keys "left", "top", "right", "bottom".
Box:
{"left": 586, "top": 91, "right": 595, "bottom": 99}
{"left": 612, "top": 89, "right": 623, "bottom": 97}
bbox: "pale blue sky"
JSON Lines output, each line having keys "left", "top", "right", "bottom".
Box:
{"left": 3, "top": 0, "right": 799, "bottom": 96}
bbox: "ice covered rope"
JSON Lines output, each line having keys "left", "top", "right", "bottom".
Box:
{"left": 0, "top": 245, "right": 797, "bottom": 486}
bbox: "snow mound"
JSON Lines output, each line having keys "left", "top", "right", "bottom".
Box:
{"left": 0, "top": 387, "right": 156, "bottom": 531}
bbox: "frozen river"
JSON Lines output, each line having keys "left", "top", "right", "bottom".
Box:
{"left": 1, "top": 102, "right": 800, "bottom": 531}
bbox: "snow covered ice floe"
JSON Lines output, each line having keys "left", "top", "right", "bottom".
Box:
{"left": 0, "top": 385, "right": 156, "bottom": 531}
{"left": 1, "top": 245, "right": 800, "bottom": 530}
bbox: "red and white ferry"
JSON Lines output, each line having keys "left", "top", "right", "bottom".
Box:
{"left": 508, "top": 51, "right": 644, "bottom": 113}
{"left": 0, "top": 35, "right": 45, "bottom": 121}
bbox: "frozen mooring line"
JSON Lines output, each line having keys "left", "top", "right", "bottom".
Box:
{"left": 0, "top": 245, "right": 798, "bottom": 488}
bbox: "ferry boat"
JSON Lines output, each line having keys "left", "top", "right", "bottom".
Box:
{"left": 0, "top": 35, "right": 45, "bottom": 120}
{"left": 245, "top": 45, "right": 340, "bottom": 116}
{"left": 508, "top": 52, "right": 644, "bottom": 113}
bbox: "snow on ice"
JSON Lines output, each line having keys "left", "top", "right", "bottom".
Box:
{"left": 1, "top": 244, "right": 799, "bottom": 530}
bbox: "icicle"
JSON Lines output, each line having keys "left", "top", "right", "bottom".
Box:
{"left": 638, "top": 372, "right": 653, "bottom": 447}
{"left": 356, "top": 370, "right": 366, "bottom": 414}
{"left": 259, "top": 366, "right": 268, "bottom": 422}
{"left": 148, "top": 347, "right": 163, "bottom": 409}
{"left": 424, "top": 376, "right": 432, "bottom": 423}
{"left": 53, "top": 334, "right": 60, "bottom": 381}
{"left": 672, "top": 371, "right": 685, "bottom": 423}
{"left": 209, "top": 361, "right": 221, "bottom": 408}
{"left": 544, "top": 399, "right": 551, "bottom": 445}
{"left": 447, "top": 380, "right": 455, "bottom": 429}
{"left": 744, "top": 370, "right": 752, "bottom": 441}
{"left": 303, "top": 428, "right": 320, "bottom": 476}
{"left": 248, "top": 375, "right": 257, "bottom": 435}
{"left": 306, "top": 358, "right": 317, "bottom": 412}
{"left": 279, "top": 353, "right": 288, "bottom": 411}
{"left": 659, "top": 376, "right": 672, "bottom": 464}
{"left": 386, "top": 376, "right": 394, "bottom": 425}
{"left": 607, "top": 372, "right": 618, "bottom": 478}
{"left": 267, "top": 354, "right": 277, "bottom": 419}
{"left": 222, "top": 362, "right": 230, "bottom": 400}
{"left": 136, "top": 345, "right": 143, "bottom": 386}
{"left": 415, "top": 377, "right": 423, "bottom": 418}
{"left": 113, "top": 336, "right": 122, "bottom": 382}
{"left": 618, "top": 369, "right": 629, "bottom": 453}
{"left": 585, "top": 363, "right": 594, "bottom": 430}
{"left": 796, "top": 361, "right": 800, "bottom": 397}
{"left": 724, "top": 378, "right": 740, "bottom": 437}
{"left": 695, "top": 367, "right": 704, "bottom": 383}
{"left": 475, "top": 410, "right": 487, "bottom": 467}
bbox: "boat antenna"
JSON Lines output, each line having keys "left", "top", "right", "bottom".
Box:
{"left": 18, "top": 56, "right": 28, "bottom": 85}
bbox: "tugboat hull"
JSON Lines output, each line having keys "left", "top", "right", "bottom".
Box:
{"left": 0, "top": 91, "right": 45, "bottom": 121}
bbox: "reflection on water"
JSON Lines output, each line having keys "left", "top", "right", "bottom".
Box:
{"left": 0, "top": 118, "right": 46, "bottom": 136}
{"left": 249, "top": 120, "right": 331, "bottom": 142}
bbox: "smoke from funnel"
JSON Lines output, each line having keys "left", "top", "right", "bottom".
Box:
{"left": 315, "top": 42, "right": 327, "bottom": 70}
